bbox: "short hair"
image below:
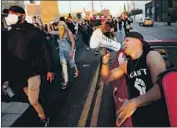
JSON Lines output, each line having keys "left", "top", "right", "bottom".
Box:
{"left": 60, "top": 17, "right": 65, "bottom": 22}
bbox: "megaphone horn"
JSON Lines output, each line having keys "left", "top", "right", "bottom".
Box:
{"left": 90, "top": 28, "right": 121, "bottom": 51}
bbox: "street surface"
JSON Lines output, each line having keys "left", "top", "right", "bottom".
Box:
{"left": 7, "top": 35, "right": 115, "bottom": 127}
{"left": 2, "top": 23, "right": 177, "bottom": 127}
{"left": 132, "top": 22, "right": 177, "bottom": 40}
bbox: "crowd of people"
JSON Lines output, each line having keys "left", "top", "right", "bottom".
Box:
{"left": 2, "top": 5, "right": 170, "bottom": 127}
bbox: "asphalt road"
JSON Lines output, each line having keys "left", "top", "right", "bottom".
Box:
{"left": 130, "top": 23, "right": 177, "bottom": 67}
{"left": 131, "top": 22, "right": 177, "bottom": 40}
{"left": 3, "top": 23, "right": 177, "bottom": 127}
{"left": 6, "top": 34, "right": 115, "bottom": 127}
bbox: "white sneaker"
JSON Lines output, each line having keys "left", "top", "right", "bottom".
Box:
{"left": 61, "top": 82, "right": 68, "bottom": 90}
{"left": 86, "top": 47, "right": 90, "bottom": 50}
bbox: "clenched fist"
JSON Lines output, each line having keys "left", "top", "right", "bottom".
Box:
{"left": 102, "top": 51, "right": 111, "bottom": 64}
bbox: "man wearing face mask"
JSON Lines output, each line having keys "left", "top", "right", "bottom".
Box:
{"left": 3, "top": 6, "right": 54, "bottom": 127}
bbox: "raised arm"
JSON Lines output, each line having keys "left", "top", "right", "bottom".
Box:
{"left": 101, "top": 52, "right": 126, "bottom": 83}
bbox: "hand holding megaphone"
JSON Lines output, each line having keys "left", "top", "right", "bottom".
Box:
{"left": 90, "top": 28, "right": 121, "bottom": 51}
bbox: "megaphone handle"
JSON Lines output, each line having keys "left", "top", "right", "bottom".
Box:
{"left": 99, "top": 48, "right": 107, "bottom": 56}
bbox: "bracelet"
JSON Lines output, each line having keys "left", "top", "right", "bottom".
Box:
{"left": 102, "top": 62, "right": 109, "bottom": 65}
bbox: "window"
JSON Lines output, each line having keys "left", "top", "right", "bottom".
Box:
{"left": 145, "top": 17, "right": 151, "bottom": 20}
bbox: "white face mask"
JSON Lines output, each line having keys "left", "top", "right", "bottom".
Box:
{"left": 5, "top": 14, "right": 18, "bottom": 26}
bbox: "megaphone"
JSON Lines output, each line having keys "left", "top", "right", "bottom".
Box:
{"left": 90, "top": 28, "right": 121, "bottom": 51}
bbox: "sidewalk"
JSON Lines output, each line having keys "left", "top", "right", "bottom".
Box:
{"left": 154, "top": 22, "right": 177, "bottom": 26}
{"left": 1, "top": 102, "right": 29, "bottom": 127}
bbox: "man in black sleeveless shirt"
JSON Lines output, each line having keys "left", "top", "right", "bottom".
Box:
{"left": 101, "top": 31, "right": 169, "bottom": 127}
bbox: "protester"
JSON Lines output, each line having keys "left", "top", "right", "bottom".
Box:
{"left": 123, "top": 17, "right": 132, "bottom": 36}
{"left": 68, "top": 13, "right": 72, "bottom": 19}
{"left": 49, "top": 16, "right": 79, "bottom": 89}
{"left": 66, "top": 17, "right": 77, "bottom": 40}
{"left": 80, "top": 21, "right": 90, "bottom": 50}
{"left": 104, "top": 21, "right": 117, "bottom": 41}
{"left": 3, "top": 6, "right": 54, "bottom": 127}
{"left": 1, "top": 18, "right": 9, "bottom": 83}
{"left": 100, "top": 31, "right": 169, "bottom": 127}
{"left": 118, "top": 17, "right": 122, "bottom": 31}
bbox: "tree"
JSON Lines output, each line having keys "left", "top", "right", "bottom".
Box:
{"left": 123, "top": 3, "right": 127, "bottom": 16}
{"left": 76, "top": 13, "right": 82, "bottom": 20}
{"left": 96, "top": 12, "right": 102, "bottom": 17}
{"left": 130, "top": 9, "right": 143, "bottom": 16}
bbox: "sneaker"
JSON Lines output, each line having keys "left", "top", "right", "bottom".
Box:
{"left": 95, "top": 51, "right": 99, "bottom": 55}
{"left": 86, "top": 47, "right": 90, "bottom": 50}
{"left": 73, "top": 69, "right": 79, "bottom": 78}
{"left": 41, "top": 117, "right": 50, "bottom": 127}
{"left": 61, "top": 82, "right": 68, "bottom": 90}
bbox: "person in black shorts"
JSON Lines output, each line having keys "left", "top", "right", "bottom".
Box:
{"left": 101, "top": 31, "right": 169, "bottom": 127}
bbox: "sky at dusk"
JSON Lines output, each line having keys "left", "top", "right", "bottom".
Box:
{"left": 28, "top": 1, "right": 149, "bottom": 16}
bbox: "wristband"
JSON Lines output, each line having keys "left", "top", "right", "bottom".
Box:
{"left": 102, "top": 62, "right": 109, "bottom": 65}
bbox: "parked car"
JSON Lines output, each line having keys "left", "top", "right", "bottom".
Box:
{"left": 139, "top": 17, "right": 154, "bottom": 27}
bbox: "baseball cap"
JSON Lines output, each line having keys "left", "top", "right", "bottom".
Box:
{"left": 94, "top": 19, "right": 102, "bottom": 27}
{"left": 3, "top": 6, "right": 25, "bottom": 15}
{"left": 126, "top": 31, "right": 150, "bottom": 48}
{"left": 105, "top": 21, "right": 113, "bottom": 28}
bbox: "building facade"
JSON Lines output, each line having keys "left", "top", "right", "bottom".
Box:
{"left": 2, "top": 0, "right": 25, "bottom": 11}
{"left": 145, "top": 0, "right": 173, "bottom": 22}
{"left": 169, "top": 0, "right": 177, "bottom": 21}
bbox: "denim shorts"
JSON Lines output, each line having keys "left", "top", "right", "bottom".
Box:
{"left": 58, "top": 39, "right": 76, "bottom": 68}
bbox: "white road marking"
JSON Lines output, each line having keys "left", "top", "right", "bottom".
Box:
{"left": 78, "top": 64, "right": 100, "bottom": 127}
{"left": 149, "top": 36, "right": 160, "bottom": 41}
{"left": 90, "top": 79, "right": 104, "bottom": 127}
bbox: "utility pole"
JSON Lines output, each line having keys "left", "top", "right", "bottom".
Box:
{"left": 91, "top": 0, "right": 94, "bottom": 12}
{"left": 100, "top": 0, "right": 103, "bottom": 10}
{"left": 69, "top": 0, "right": 71, "bottom": 13}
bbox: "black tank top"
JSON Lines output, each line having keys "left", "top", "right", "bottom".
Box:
{"left": 126, "top": 51, "right": 153, "bottom": 98}
{"left": 125, "top": 50, "right": 169, "bottom": 127}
